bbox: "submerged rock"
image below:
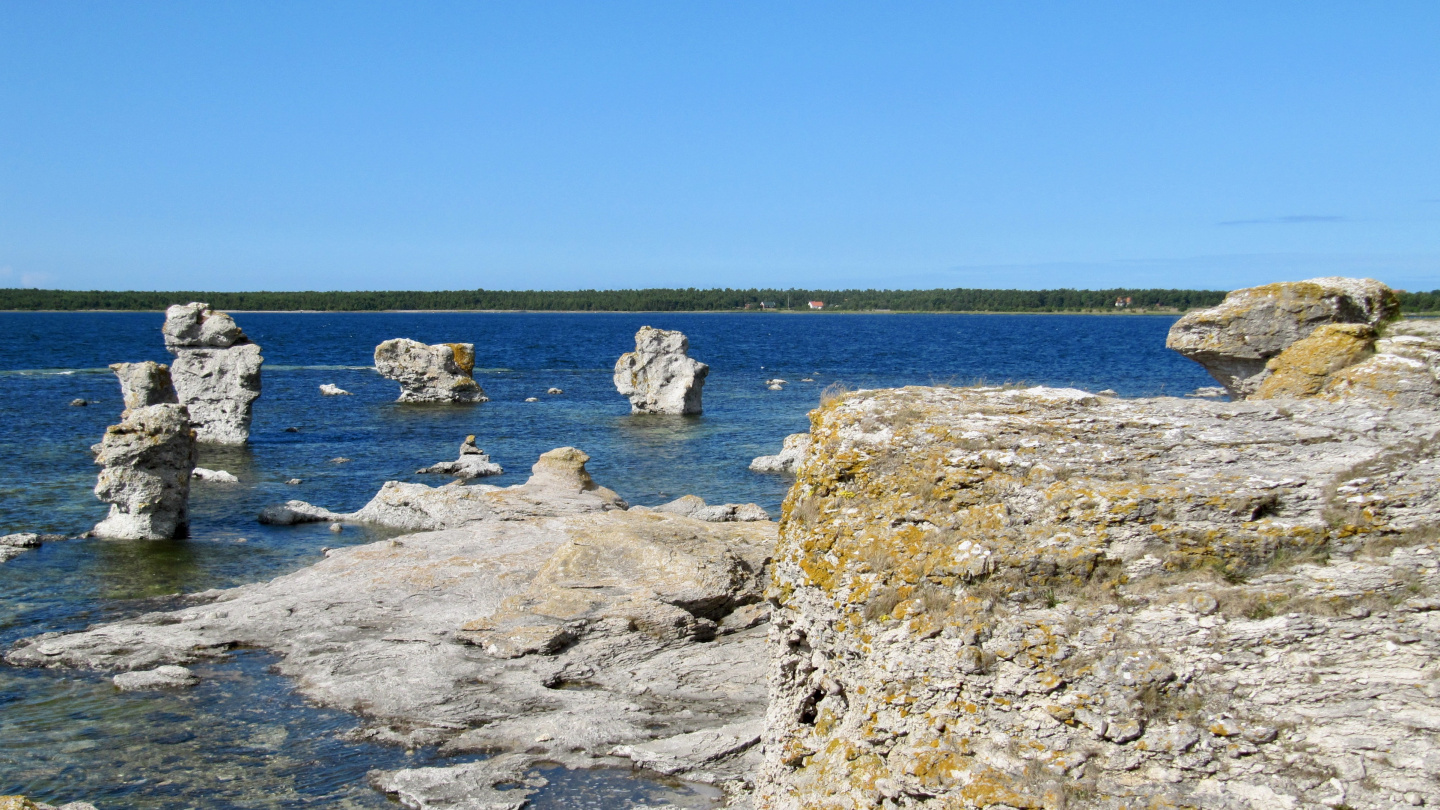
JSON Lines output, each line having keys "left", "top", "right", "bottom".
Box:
{"left": 374, "top": 338, "right": 487, "bottom": 403}
{"left": 613, "top": 326, "right": 708, "bottom": 415}
{"left": 91, "top": 403, "right": 197, "bottom": 540}
{"left": 318, "top": 383, "right": 352, "bottom": 396}
{"left": 113, "top": 664, "right": 198, "bottom": 691}
{"left": 756, "top": 383, "right": 1440, "bottom": 810}
{"left": 163, "top": 303, "right": 263, "bottom": 444}
{"left": 415, "top": 435, "right": 503, "bottom": 480}
{"left": 1166, "top": 277, "right": 1398, "bottom": 397}
{"left": 748, "top": 432, "right": 811, "bottom": 474}
{"left": 109, "top": 361, "right": 178, "bottom": 410}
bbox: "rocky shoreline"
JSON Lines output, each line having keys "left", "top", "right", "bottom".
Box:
{"left": 8, "top": 277, "right": 1440, "bottom": 808}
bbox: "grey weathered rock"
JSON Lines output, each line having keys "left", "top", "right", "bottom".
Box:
{"left": 318, "top": 383, "right": 352, "bottom": 396}
{"left": 113, "top": 664, "right": 198, "bottom": 691}
{"left": 374, "top": 338, "right": 487, "bottom": 403}
{"left": 416, "top": 435, "right": 503, "bottom": 480}
{"left": 756, "top": 383, "right": 1440, "bottom": 810}
{"left": 653, "top": 495, "right": 771, "bottom": 522}
{"left": 1166, "top": 277, "right": 1398, "bottom": 397}
{"left": 749, "top": 433, "right": 812, "bottom": 474}
{"left": 109, "top": 361, "right": 178, "bottom": 410}
{"left": 368, "top": 754, "right": 544, "bottom": 810}
{"left": 9, "top": 470, "right": 777, "bottom": 801}
{"left": 163, "top": 303, "right": 263, "bottom": 444}
{"left": 613, "top": 326, "right": 708, "bottom": 415}
{"left": 69, "top": 398, "right": 87, "bottom": 407}
{"left": 261, "top": 447, "right": 627, "bottom": 532}
{"left": 191, "top": 467, "right": 238, "bottom": 483}
{"left": 0, "top": 532, "right": 64, "bottom": 564}
{"left": 91, "top": 403, "right": 197, "bottom": 540}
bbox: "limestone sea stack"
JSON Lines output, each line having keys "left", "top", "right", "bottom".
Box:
{"left": 613, "top": 326, "right": 708, "bottom": 415}
{"left": 91, "top": 403, "right": 197, "bottom": 540}
{"left": 374, "top": 338, "right": 487, "bottom": 403}
{"left": 109, "top": 361, "right": 178, "bottom": 410}
{"left": 162, "top": 302, "right": 263, "bottom": 444}
{"left": 1165, "top": 276, "right": 1398, "bottom": 398}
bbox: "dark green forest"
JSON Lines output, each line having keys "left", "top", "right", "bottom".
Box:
{"left": 1, "top": 286, "right": 1437, "bottom": 313}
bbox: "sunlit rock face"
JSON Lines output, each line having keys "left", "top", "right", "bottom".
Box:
{"left": 613, "top": 326, "right": 708, "bottom": 415}
{"left": 1166, "top": 277, "right": 1398, "bottom": 398}
{"left": 91, "top": 403, "right": 197, "bottom": 540}
{"left": 162, "top": 302, "right": 263, "bottom": 444}
{"left": 756, "top": 383, "right": 1440, "bottom": 810}
{"left": 374, "top": 338, "right": 487, "bottom": 403}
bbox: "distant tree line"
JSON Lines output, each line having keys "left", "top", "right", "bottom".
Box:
{"left": 1, "top": 286, "right": 1436, "bottom": 313}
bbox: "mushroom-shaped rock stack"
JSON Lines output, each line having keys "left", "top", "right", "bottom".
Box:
{"left": 374, "top": 339, "right": 487, "bottom": 403}
{"left": 1165, "top": 277, "right": 1398, "bottom": 398}
{"left": 613, "top": 326, "right": 708, "bottom": 415}
{"left": 162, "top": 302, "right": 263, "bottom": 444}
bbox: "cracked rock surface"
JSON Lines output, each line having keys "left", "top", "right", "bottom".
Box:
{"left": 757, "top": 384, "right": 1440, "bottom": 810}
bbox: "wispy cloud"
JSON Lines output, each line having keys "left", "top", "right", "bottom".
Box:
{"left": 19, "top": 272, "right": 55, "bottom": 288}
{"left": 1218, "top": 214, "right": 1349, "bottom": 226}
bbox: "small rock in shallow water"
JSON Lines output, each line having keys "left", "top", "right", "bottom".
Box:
{"left": 547, "top": 387, "right": 563, "bottom": 394}
{"left": 285, "top": 478, "right": 302, "bottom": 485}
{"left": 525, "top": 397, "right": 539, "bottom": 402}
{"left": 330, "top": 457, "right": 351, "bottom": 464}
{"left": 284, "top": 426, "right": 299, "bottom": 433}
{"left": 328, "top": 523, "right": 343, "bottom": 533}
{"left": 113, "top": 664, "right": 198, "bottom": 691}
{"left": 69, "top": 398, "right": 87, "bottom": 407}
{"left": 192, "top": 467, "right": 239, "bottom": 483}
{"left": 319, "top": 383, "right": 352, "bottom": 396}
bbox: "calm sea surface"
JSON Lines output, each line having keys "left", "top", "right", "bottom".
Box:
{"left": 0, "top": 311, "right": 1214, "bottom": 807}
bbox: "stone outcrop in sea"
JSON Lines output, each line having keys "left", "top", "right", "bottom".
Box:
{"left": 1165, "top": 276, "right": 1399, "bottom": 398}
{"left": 374, "top": 338, "right": 487, "bottom": 403}
{"left": 749, "top": 432, "right": 812, "bottom": 474}
{"left": 755, "top": 337, "right": 1440, "bottom": 806}
{"left": 90, "top": 403, "right": 197, "bottom": 540}
{"left": 162, "top": 302, "right": 263, "bottom": 444}
{"left": 11, "top": 448, "right": 775, "bottom": 806}
{"left": 613, "top": 326, "right": 708, "bottom": 414}
{"left": 109, "top": 361, "right": 178, "bottom": 410}
{"left": 0, "top": 533, "right": 65, "bottom": 564}
{"left": 415, "top": 435, "right": 503, "bottom": 480}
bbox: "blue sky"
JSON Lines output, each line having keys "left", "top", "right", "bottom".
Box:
{"left": 1, "top": 2, "right": 1437, "bottom": 292}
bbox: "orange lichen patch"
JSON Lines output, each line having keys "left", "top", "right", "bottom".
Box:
{"left": 1253, "top": 323, "right": 1375, "bottom": 399}
{"left": 443, "top": 343, "right": 476, "bottom": 375}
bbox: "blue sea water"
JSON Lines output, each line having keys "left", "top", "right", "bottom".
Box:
{"left": 0, "top": 311, "right": 1214, "bottom": 807}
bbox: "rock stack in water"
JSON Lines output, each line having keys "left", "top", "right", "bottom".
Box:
{"left": 374, "top": 339, "right": 487, "bottom": 403}
{"left": 162, "top": 302, "right": 263, "bottom": 443}
{"left": 613, "top": 326, "right": 708, "bottom": 414}
{"left": 1165, "top": 276, "right": 1399, "bottom": 398}
{"left": 91, "top": 400, "right": 197, "bottom": 540}
{"left": 109, "top": 361, "right": 179, "bottom": 409}
{"left": 416, "top": 435, "right": 503, "bottom": 479}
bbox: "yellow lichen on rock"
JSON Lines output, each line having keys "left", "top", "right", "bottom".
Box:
{"left": 1252, "top": 323, "right": 1375, "bottom": 399}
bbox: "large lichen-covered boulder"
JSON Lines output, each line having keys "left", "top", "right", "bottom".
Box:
{"left": 109, "top": 361, "right": 178, "bottom": 411}
{"left": 1166, "top": 277, "right": 1398, "bottom": 397}
{"left": 756, "top": 384, "right": 1440, "bottom": 810}
{"left": 374, "top": 338, "right": 487, "bottom": 403}
{"left": 162, "top": 302, "right": 263, "bottom": 444}
{"left": 1318, "top": 318, "right": 1440, "bottom": 408}
{"left": 614, "top": 326, "right": 708, "bottom": 415}
{"left": 92, "top": 403, "right": 197, "bottom": 539}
